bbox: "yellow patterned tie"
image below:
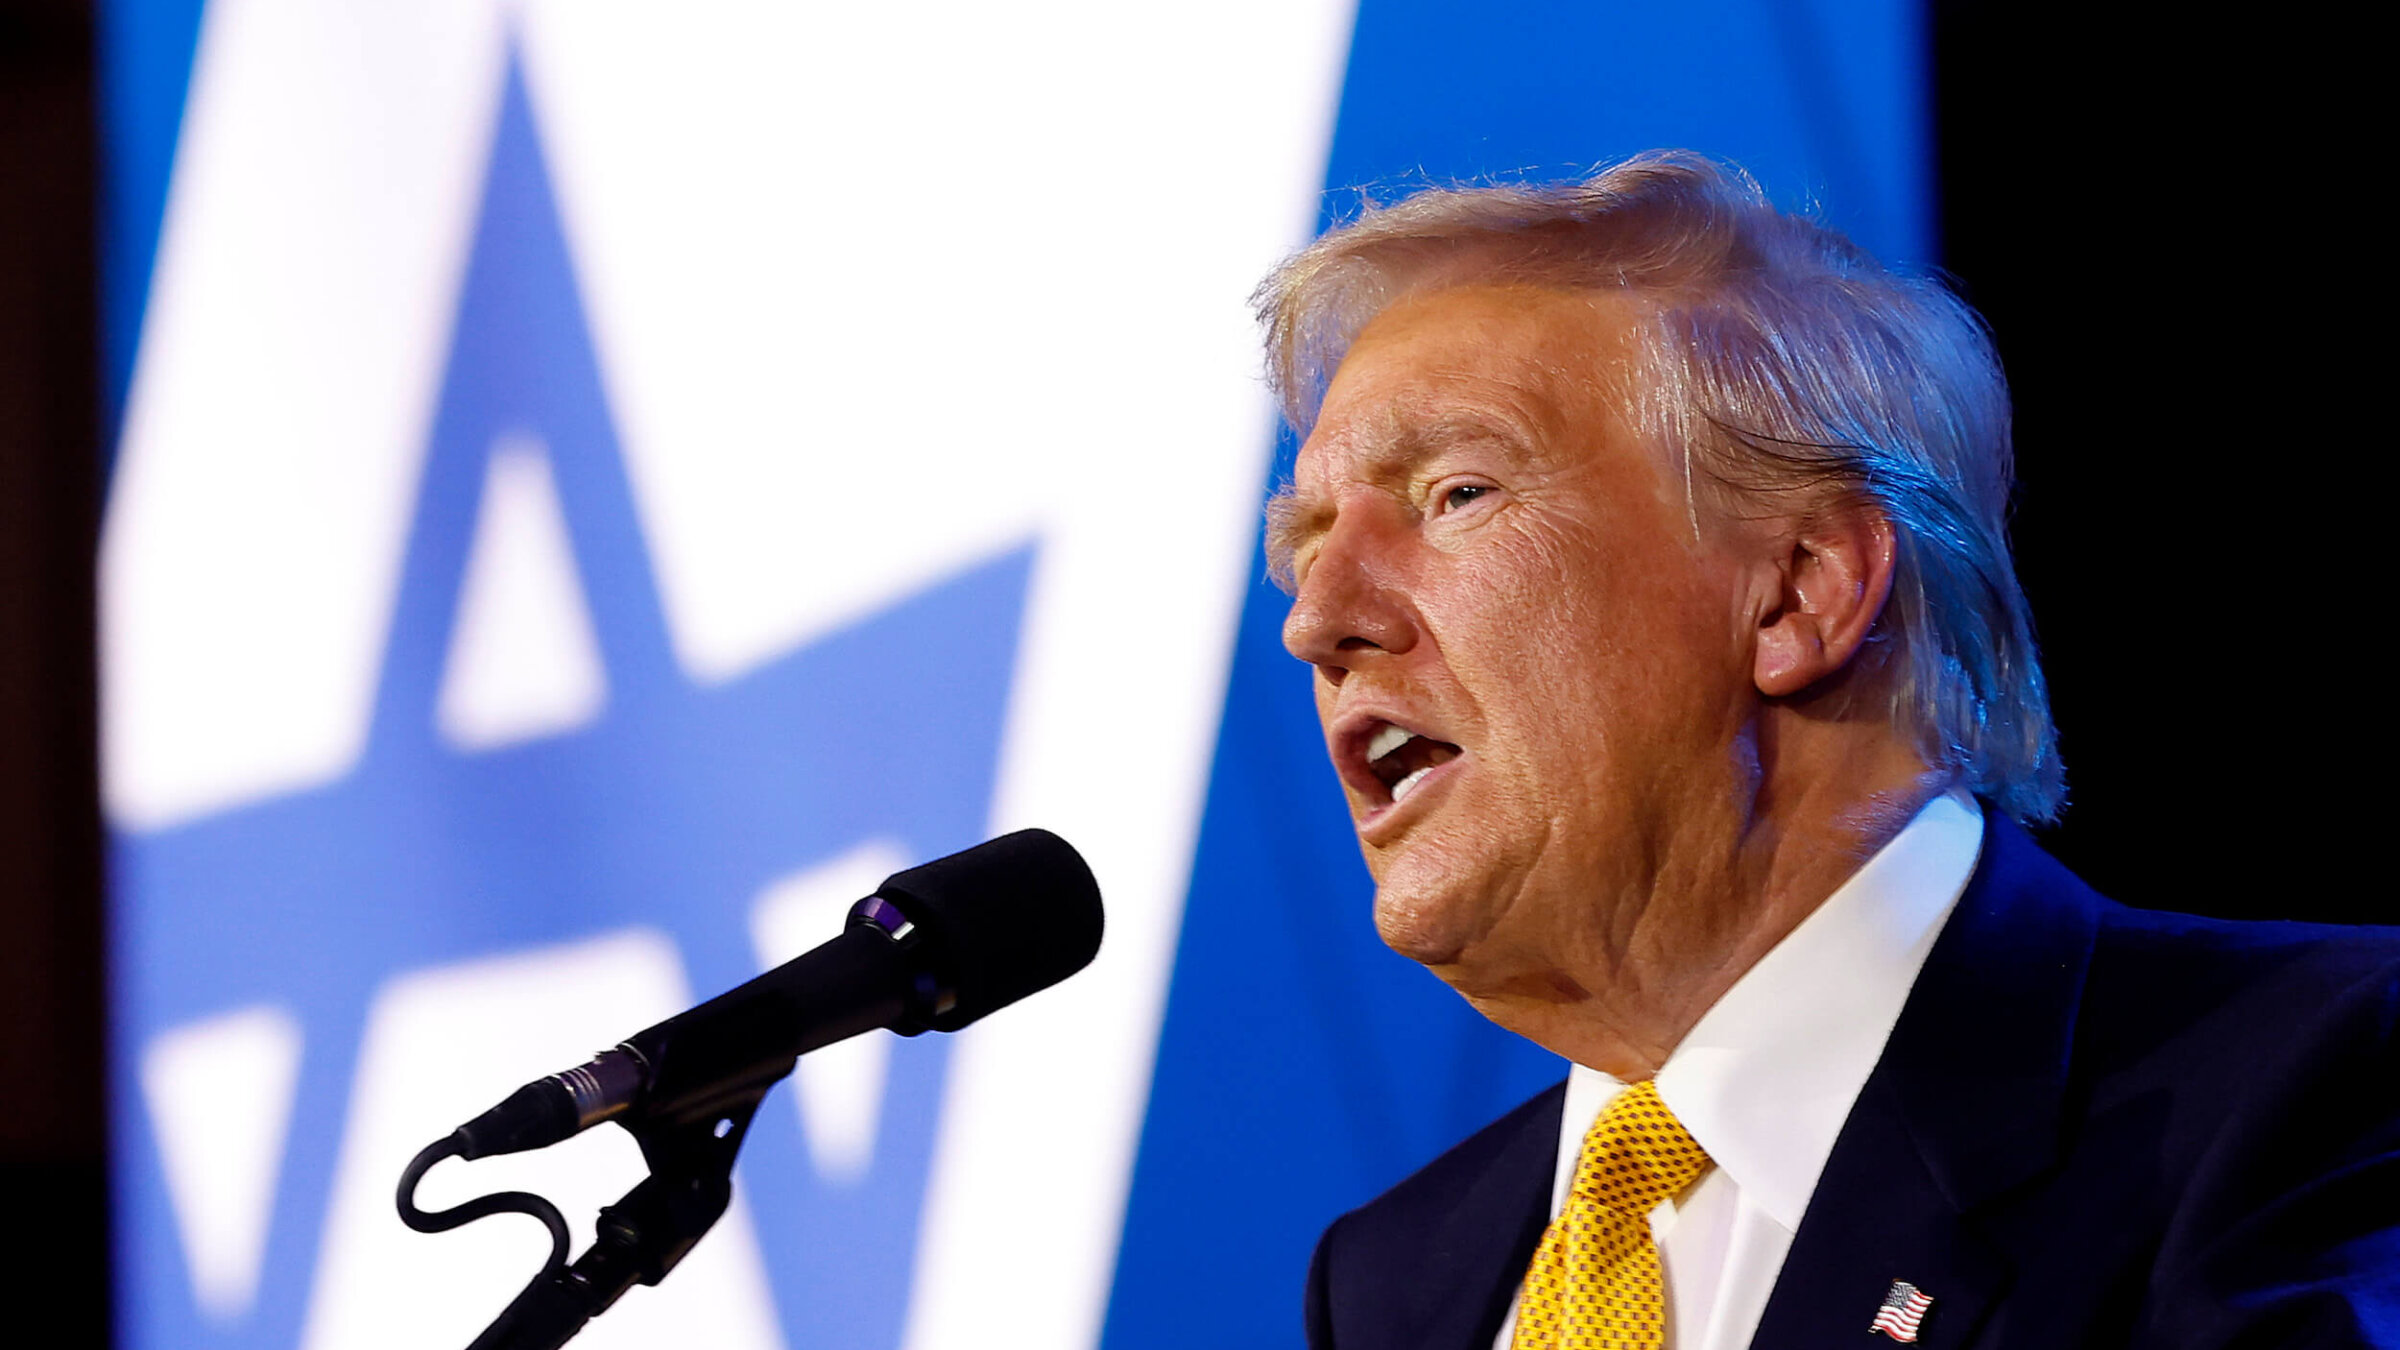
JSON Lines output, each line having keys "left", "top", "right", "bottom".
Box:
{"left": 1509, "top": 1079, "right": 1712, "bottom": 1350}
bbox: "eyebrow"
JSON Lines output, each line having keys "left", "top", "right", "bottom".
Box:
{"left": 1261, "top": 411, "right": 1531, "bottom": 587}
{"left": 1262, "top": 486, "right": 1323, "bottom": 591}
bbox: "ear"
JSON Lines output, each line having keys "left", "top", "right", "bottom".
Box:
{"left": 1751, "top": 504, "right": 1899, "bottom": 698}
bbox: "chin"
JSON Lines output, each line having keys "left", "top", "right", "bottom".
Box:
{"left": 1368, "top": 868, "right": 1486, "bottom": 968}
{"left": 1365, "top": 822, "right": 1561, "bottom": 977}
{"left": 1368, "top": 814, "right": 1524, "bottom": 954}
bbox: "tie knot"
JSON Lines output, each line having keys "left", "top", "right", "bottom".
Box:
{"left": 1568, "top": 1079, "right": 1710, "bottom": 1215}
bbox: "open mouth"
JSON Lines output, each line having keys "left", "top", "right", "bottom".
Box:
{"left": 1365, "top": 722, "right": 1463, "bottom": 806}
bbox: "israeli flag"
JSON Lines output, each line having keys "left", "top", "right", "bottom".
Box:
{"left": 101, "top": 3, "right": 1929, "bottom": 1346}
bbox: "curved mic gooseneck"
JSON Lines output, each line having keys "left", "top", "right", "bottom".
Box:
{"left": 394, "top": 828, "right": 1105, "bottom": 1350}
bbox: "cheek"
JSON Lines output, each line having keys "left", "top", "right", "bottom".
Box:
{"left": 1447, "top": 526, "right": 1741, "bottom": 774}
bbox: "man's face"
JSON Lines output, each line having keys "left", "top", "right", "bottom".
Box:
{"left": 1277, "top": 285, "right": 1759, "bottom": 988}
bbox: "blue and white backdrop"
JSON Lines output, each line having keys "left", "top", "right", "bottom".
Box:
{"left": 99, "top": 3, "right": 1931, "bottom": 1346}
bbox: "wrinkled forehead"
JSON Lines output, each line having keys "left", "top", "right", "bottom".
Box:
{"left": 1293, "top": 285, "right": 1650, "bottom": 482}
{"left": 1269, "top": 286, "right": 1657, "bottom": 574}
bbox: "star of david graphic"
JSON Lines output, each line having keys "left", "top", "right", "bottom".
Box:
{"left": 116, "top": 53, "right": 1032, "bottom": 1350}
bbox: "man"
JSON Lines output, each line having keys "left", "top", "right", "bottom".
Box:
{"left": 1263, "top": 152, "right": 2397, "bottom": 1349}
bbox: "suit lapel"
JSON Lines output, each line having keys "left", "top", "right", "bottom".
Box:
{"left": 1403, "top": 1083, "right": 1564, "bottom": 1350}
{"left": 1748, "top": 1071, "right": 2014, "bottom": 1346}
{"left": 1751, "top": 812, "right": 2102, "bottom": 1348}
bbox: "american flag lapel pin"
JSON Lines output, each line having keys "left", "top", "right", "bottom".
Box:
{"left": 1869, "top": 1280, "right": 1934, "bottom": 1341}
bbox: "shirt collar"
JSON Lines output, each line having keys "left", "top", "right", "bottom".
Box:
{"left": 1560, "top": 789, "right": 1985, "bottom": 1230}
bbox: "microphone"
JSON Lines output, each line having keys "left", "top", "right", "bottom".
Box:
{"left": 445, "top": 828, "right": 1103, "bottom": 1160}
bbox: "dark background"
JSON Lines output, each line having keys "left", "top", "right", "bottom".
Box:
{"left": 1, "top": 0, "right": 110, "bottom": 1333}
{"left": 1930, "top": 5, "right": 2373, "bottom": 925}
{"left": 0, "top": 1, "right": 2370, "bottom": 1334}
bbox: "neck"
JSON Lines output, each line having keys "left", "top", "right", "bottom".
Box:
{"left": 1446, "top": 716, "right": 1947, "bottom": 1080}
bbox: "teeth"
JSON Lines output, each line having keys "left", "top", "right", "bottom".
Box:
{"left": 1390, "top": 766, "right": 1432, "bottom": 803}
{"left": 1367, "top": 723, "right": 1412, "bottom": 763}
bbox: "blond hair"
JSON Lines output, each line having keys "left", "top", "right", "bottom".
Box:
{"left": 1255, "top": 151, "right": 2063, "bottom": 822}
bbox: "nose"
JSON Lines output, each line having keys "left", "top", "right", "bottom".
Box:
{"left": 1281, "top": 503, "right": 1419, "bottom": 677}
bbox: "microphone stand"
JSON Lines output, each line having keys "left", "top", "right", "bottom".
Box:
{"left": 400, "top": 830, "right": 1104, "bottom": 1348}
{"left": 411, "top": 897, "right": 915, "bottom": 1349}
{"left": 463, "top": 1090, "right": 769, "bottom": 1350}
{"left": 400, "top": 901, "right": 921, "bottom": 1350}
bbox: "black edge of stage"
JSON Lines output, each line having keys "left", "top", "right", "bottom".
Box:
{"left": 1932, "top": 2, "right": 2379, "bottom": 926}
{"left": 0, "top": 0, "right": 114, "bottom": 1337}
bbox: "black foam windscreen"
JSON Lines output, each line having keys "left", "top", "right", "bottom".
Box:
{"left": 870, "top": 828, "right": 1104, "bottom": 1032}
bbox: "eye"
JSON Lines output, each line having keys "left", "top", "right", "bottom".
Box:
{"left": 1437, "top": 482, "right": 1493, "bottom": 514}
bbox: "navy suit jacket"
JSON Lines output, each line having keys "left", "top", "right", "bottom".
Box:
{"left": 1304, "top": 814, "right": 2400, "bottom": 1349}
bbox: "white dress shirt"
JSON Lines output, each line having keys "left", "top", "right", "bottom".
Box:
{"left": 1491, "top": 790, "right": 1984, "bottom": 1350}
